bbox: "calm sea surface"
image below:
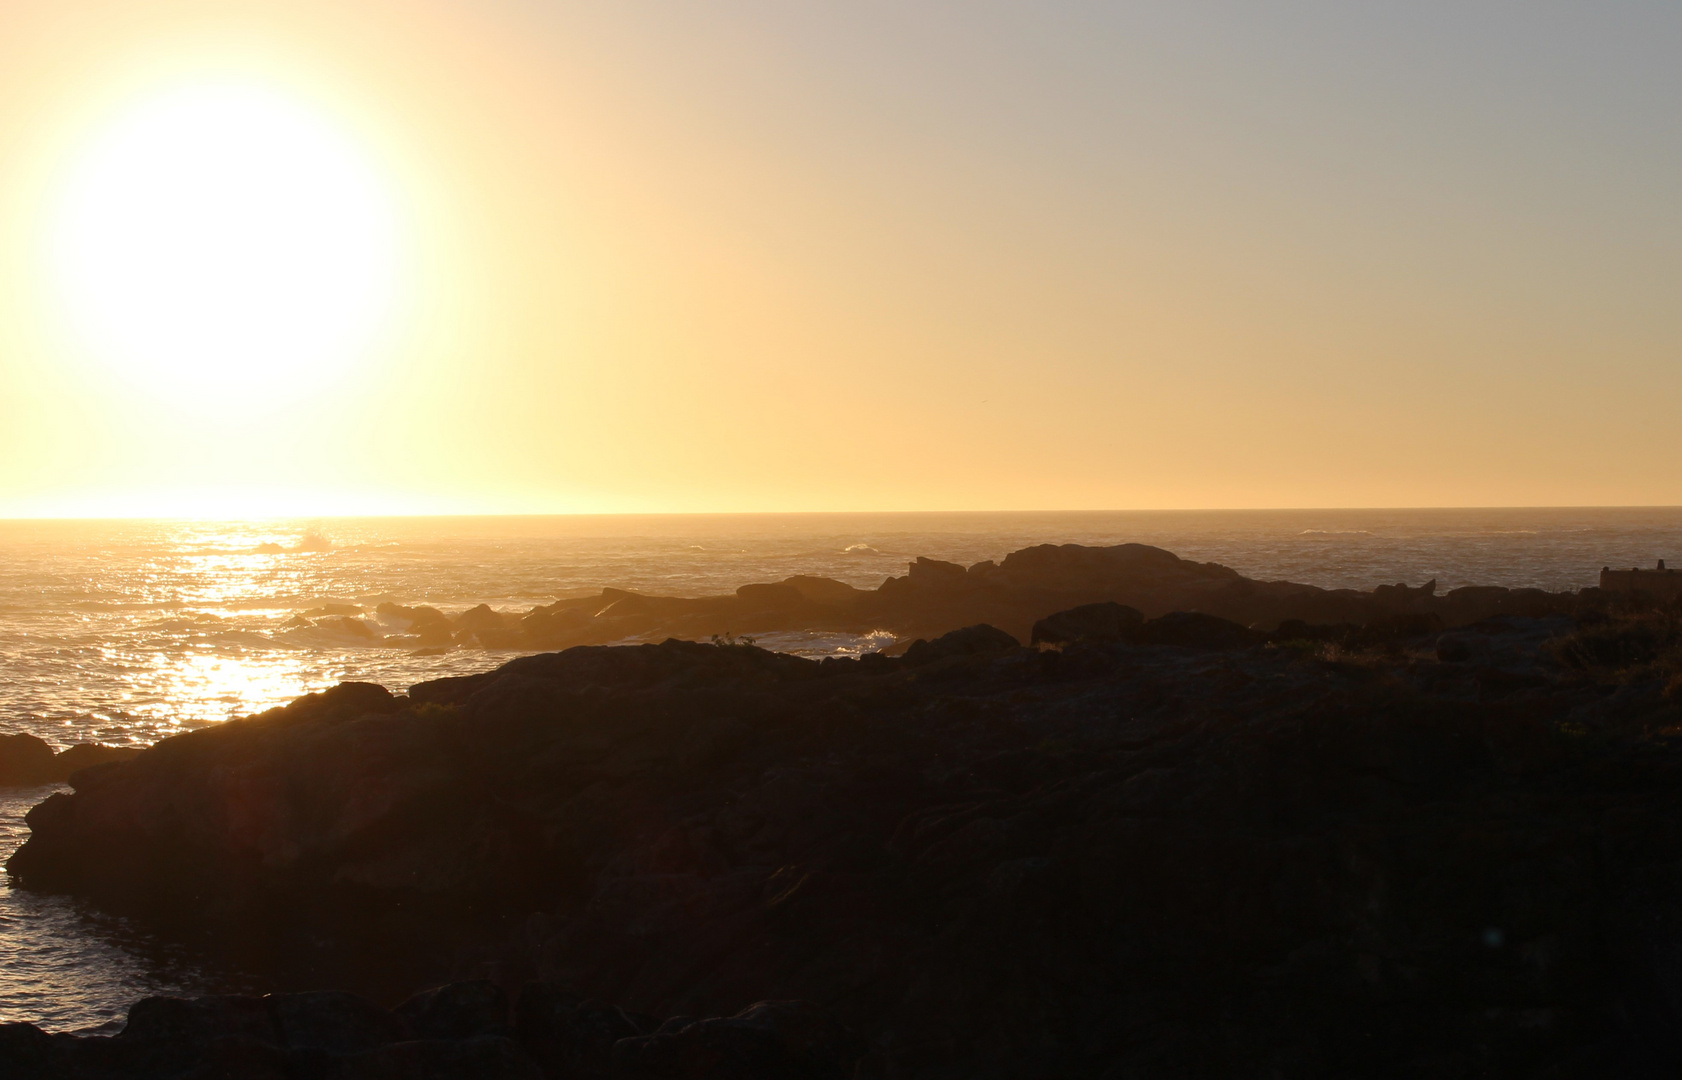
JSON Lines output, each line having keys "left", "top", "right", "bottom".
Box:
{"left": 3, "top": 508, "right": 1680, "bottom": 1030}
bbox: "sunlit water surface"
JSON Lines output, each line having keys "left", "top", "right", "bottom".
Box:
{"left": 3, "top": 509, "right": 1680, "bottom": 1029}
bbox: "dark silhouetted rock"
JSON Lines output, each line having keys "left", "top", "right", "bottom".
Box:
{"left": 1373, "top": 579, "right": 1438, "bottom": 609}
{"left": 905, "top": 557, "right": 970, "bottom": 589}
{"left": 120, "top": 993, "right": 278, "bottom": 1046}
{"left": 280, "top": 681, "right": 401, "bottom": 725}
{"left": 379, "top": 602, "right": 456, "bottom": 647}
{"left": 0, "top": 734, "right": 56, "bottom": 785}
{"left": 1030, "top": 601, "right": 1144, "bottom": 645}
{"left": 321, "top": 615, "right": 379, "bottom": 640}
{"left": 474, "top": 627, "right": 532, "bottom": 650}
{"left": 776, "top": 576, "right": 861, "bottom": 607}
{"left": 0, "top": 736, "right": 139, "bottom": 787}
{"left": 1138, "top": 610, "right": 1262, "bottom": 649}
{"left": 13, "top": 570, "right": 1682, "bottom": 1077}
{"left": 321, "top": 541, "right": 1588, "bottom": 656}
{"left": 455, "top": 604, "right": 510, "bottom": 633}
{"left": 734, "top": 583, "right": 804, "bottom": 610}
{"left": 0, "top": 1022, "right": 56, "bottom": 1079}
{"left": 902, "top": 623, "right": 1020, "bottom": 665}
{"left": 53, "top": 743, "right": 141, "bottom": 778}
{"left": 521, "top": 603, "right": 595, "bottom": 648}
{"left": 592, "top": 590, "right": 658, "bottom": 618}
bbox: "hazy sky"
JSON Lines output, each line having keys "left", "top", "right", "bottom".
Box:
{"left": 0, "top": 1, "right": 1677, "bottom": 516}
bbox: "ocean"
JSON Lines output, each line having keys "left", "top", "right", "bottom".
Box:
{"left": 3, "top": 507, "right": 1680, "bottom": 1030}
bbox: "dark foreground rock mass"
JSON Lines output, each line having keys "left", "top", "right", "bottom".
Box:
{"left": 11, "top": 570, "right": 1682, "bottom": 1076}
{"left": 0, "top": 979, "right": 861, "bottom": 1079}
{"left": 320, "top": 542, "right": 1597, "bottom": 652}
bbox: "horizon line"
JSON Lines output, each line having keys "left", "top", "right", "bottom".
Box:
{"left": 2, "top": 504, "right": 1681, "bottom": 524}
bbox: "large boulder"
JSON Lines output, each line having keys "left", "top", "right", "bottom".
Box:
{"left": 990, "top": 542, "right": 1238, "bottom": 595}
{"left": 1138, "top": 610, "right": 1263, "bottom": 649}
{"left": 776, "top": 576, "right": 862, "bottom": 607}
{"left": 0, "top": 734, "right": 55, "bottom": 785}
{"left": 1030, "top": 602, "right": 1144, "bottom": 645}
{"left": 903, "top": 624, "right": 1021, "bottom": 665}
{"left": 455, "top": 604, "right": 510, "bottom": 633}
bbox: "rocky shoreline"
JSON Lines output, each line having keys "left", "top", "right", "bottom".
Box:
{"left": 7, "top": 543, "right": 1682, "bottom": 1076}
{"left": 288, "top": 542, "right": 1587, "bottom": 654}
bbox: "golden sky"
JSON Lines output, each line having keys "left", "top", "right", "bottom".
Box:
{"left": 0, "top": 1, "right": 1677, "bottom": 517}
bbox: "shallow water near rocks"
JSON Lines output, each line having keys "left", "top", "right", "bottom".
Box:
{"left": 1, "top": 507, "right": 1679, "bottom": 1029}
{"left": 0, "top": 788, "right": 263, "bottom": 1033}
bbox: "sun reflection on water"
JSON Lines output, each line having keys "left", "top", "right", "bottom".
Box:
{"left": 152, "top": 650, "right": 319, "bottom": 726}
{"left": 0, "top": 520, "right": 518, "bottom": 750}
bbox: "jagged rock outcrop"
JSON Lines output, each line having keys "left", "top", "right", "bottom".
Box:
{"left": 12, "top": 602, "right": 1682, "bottom": 1076}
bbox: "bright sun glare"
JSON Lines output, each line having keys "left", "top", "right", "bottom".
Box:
{"left": 50, "top": 83, "right": 399, "bottom": 404}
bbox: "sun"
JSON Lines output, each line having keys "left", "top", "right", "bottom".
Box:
{"left": 49, "top": 83, "right": 400, "bottom": 405}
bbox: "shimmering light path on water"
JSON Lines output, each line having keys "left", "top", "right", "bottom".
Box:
{"left": 1, "top": 509, "right": 1679, "bottom": 1028}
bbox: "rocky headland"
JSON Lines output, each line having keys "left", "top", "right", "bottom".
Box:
{"left": 8, "top": 543, "right": 1682, "bottom": 1077}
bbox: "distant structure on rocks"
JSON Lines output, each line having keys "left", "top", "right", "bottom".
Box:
{"left": 1599, "top": 560, "right": 1682, "bottom": 600}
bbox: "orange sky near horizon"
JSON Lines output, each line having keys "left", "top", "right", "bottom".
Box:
{"left": 0, "top": 1, "right": 1678, "bottom": 518}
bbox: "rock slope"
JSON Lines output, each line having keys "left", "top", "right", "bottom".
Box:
{"left": 13, "top": 592, "right": 1682, "bottom": 1076}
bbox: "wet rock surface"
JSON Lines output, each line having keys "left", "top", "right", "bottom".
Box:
{"left": 9, "top": 559, "right": 1682, "bottom": 1076}
{"left": 0, "top": 980, "right": 854, "bottom": 1079}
